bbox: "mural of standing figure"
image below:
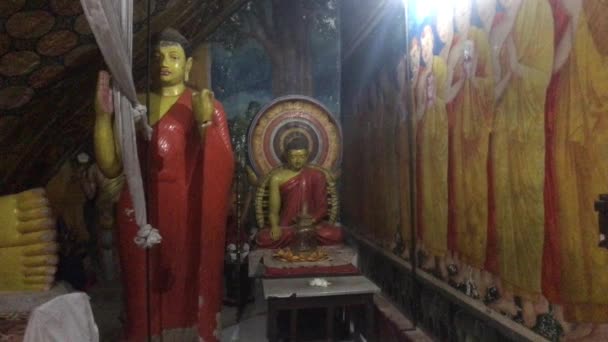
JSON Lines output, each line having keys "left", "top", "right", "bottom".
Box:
{"left": 488, "top": 0, "right": 554, "bottom": 328}
{"left": 417, "top": 25, "right": 449, "bottom": 279}
{"left": 436, "top": 6, "right": 455, "bottom": 62}
{"left": 445, "top": 0, "right": 494, "bottom": 298}
{"left": 550, "top": 0, "right": 608, "bottom": 339}
{"left": 395, "top": 38, "right": 421, "bottom": 259}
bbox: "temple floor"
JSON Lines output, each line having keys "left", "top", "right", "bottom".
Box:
{"left": 88, "top": 276, "right": 434, "bottom": 341}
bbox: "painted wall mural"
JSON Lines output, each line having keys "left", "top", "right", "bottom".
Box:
{"left": 342, "top": 0, "right": 608, "bottom": 340}
{"left": 210, "top": 0, "right": 340, "bottom": 122}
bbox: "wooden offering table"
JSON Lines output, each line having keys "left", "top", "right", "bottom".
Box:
{"left": 263, "top": 275, "right": 380, "bottom": 342}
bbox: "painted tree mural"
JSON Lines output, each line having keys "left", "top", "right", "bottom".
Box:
{"left": 212, "top": 0, "right": 338, "bottom": 97}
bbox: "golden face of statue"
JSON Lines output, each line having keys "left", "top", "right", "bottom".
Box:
{"left": 286, "top": 149, "right": 309, "bottom": 171}
{"left": 153, "top": 43, "right": 191, "bottom": 87}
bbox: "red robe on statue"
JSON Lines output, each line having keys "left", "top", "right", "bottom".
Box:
{"left": 116, "top": 89, "right": 234, "bottom": 341}
{"left": 256, "top": 166, "right": 343, "bottom": 249}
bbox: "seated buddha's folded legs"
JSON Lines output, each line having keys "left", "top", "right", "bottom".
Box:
{"left": 256, "top": 227, "right": 296, "bottom": 249}
{"left": 256, "top": 224, "right": 343, "bottom": 249}
{"left": 315, "top": 224, "right": 343, "bottom": 245}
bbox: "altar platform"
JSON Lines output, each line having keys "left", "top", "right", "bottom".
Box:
{"left": 248, "top": 245, "right": 359, "bottom": 278}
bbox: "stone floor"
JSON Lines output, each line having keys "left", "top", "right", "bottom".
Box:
{"left": 1, "top": 276, "right": 430, "bottom": 341}
{"left": 220, "top": 278, "right": 269, "bottom": 341}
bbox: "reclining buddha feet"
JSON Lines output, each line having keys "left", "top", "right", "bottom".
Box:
{"left": 0, "top": 189, "right": 58, "bottom": 292}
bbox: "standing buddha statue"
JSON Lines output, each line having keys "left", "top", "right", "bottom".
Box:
{"left": 93, "top": 28, "right": 234, "bottom": 341}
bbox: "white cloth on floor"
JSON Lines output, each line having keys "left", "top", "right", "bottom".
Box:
{"left": 23, "top": 292, "right": 99, "bottom": 342}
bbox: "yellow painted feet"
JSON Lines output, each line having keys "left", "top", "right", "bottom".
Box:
{"left": 0, "top": 188, "right": 57, "bottom": 292}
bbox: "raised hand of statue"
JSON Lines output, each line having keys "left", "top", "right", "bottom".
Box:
{"left": 95, "top": 70, "right": 114, "bottom": 119}
{"left": 192, "top": 88, "right": 214, "bottom": 125}
{"left": 0, "top": 188, "right": 58, "bottom": 291}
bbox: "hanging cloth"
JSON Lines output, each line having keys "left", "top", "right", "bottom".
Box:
{"left": 80, "top": 0, "right": 160, "bottom": 248}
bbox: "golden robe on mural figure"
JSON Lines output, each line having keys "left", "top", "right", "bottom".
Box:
{"left": 447, "top": 24, "right": 494, "bottom": 269}
{"left": 554, "top": 0, "right": 608, "bottom": 323}
{"left": 418, "top": 25, "right": 449, "bottom": 260}
{"left": 492, "top": 0, "right": 553, "bottom": 298}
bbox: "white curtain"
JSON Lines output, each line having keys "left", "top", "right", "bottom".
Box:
{"left": 80, "top": 0, "right": 160, "bottom": 248}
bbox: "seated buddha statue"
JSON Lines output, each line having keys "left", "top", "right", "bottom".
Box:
{"left": 255, "top": 137, "right": 344, "bottom": 249}
{"left": 0, "top": 188, "right": 58, "bottom": 292}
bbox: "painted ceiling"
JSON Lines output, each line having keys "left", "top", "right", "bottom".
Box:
{"left": 0, "top": 0, "right": 246, "bottom": 194}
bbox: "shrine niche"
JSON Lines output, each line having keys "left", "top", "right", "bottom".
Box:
{"left": 247, "top": 96, "right": 343, "bottom": 250}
